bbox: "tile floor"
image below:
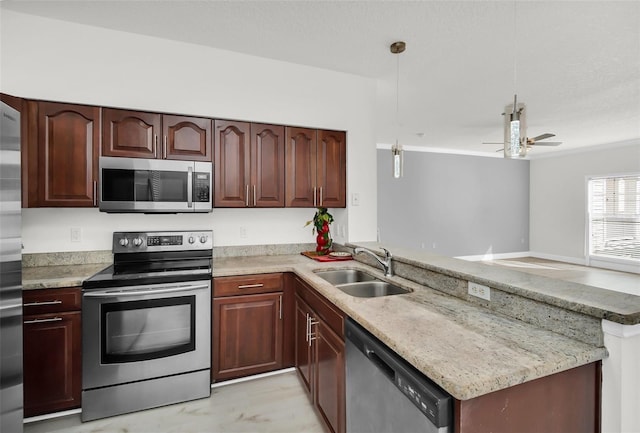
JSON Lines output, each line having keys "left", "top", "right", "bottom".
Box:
{"left": 24, "top": 371, "right": 325, "bottom": 433}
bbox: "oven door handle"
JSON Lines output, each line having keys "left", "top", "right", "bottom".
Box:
{"left": 83, "top": 283, "right": 209, "bottom": 298}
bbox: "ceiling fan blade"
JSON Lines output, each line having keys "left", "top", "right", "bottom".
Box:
{"left": 530, "top": 133, "right": 556, "bottom": 141}
{"left": 483, "top": 142, "right": 505, "bottom": 145}
{"left": 530, "top": 141, "right": 562, "bottom": 146}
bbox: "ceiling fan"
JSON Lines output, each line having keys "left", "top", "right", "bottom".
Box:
{"left": 483, "top": 95, "right": 562, "bottom": 157}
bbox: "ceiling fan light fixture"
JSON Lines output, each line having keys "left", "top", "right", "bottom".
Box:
{"left": 503, "top": 94, "right": 527, "bottom": 158}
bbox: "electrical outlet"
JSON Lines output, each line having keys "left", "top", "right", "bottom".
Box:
{"left": 468, "top": 282, "right": 491, "bottom": 301}
{"left": 70, "top": 227, "right": 81, "bottom": 242}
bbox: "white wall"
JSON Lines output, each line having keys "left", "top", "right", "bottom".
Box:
{"left": 530, "top": 142, "right": 640, "bottom": 262}
{"left": 0, "top": 10, "right": 378, "bottom": 253}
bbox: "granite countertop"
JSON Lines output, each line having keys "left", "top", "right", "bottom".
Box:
{"left": 24, "top": 252, "right": 608, "bottom": 401}
{"left": 22, "top": 263, "right": 110, "bottom": 290}
{"left": 211, "top": 254, "right": 607, "bottom": 400}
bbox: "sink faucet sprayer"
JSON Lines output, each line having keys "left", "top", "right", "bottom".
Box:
{"left": 353, "top": 247, "right": 394, "bottom": 277}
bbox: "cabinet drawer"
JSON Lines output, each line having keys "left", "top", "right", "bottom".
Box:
{"left": 23, "top": 287, "right": 81, "bottom": 315}
{"left": 214, "top": 273, "right": 283, "bottom": 297}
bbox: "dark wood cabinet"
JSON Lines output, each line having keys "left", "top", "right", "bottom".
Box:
{"left": 214, "top": 121, "right": 285, "bottom": 207}
{"left": 294, "top": 277, "right": 345, "bottom": 433}
{"left": 212, "top": 274, "right": 285, "bottom": 381}
{"left": 27, "top": 101, "right": 99, "bottom": 207}
{"left": 286, "top": 128, "right": 346, "bottom": 208}
{"left": 103, "top": 108, "right": 212, "bottom": 161}
{"left": 22, "top": 288, "right": 82, "bottom": 417}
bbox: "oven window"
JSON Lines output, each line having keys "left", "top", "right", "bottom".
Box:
{"left": 101, "top": 296, "right": 195, "bottom": 363}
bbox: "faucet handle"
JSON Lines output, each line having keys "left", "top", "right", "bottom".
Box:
{"left": 380, "top": 247, "right": 392, "bottom": 259}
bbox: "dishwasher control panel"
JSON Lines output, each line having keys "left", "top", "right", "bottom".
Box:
{"left": 397, "top": 375, "right": 443, "bottom": 424}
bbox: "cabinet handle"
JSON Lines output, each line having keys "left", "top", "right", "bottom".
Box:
{"left": 279, "top": 295, "right": 282, "bottom": 320}
{"left": 154, "top": 135, "right": 158, "bottom": 158}
{"left": 245, "top": 185, "right": 250, "bottom": 207}
{"left": 308, "top": 317, "right": 319, "bottom": 346}
{"left": 305, "top": 313, "right": 310, "bottom": 342}
{"left": 93, "top": 180, "right": 97, "bottom": 206}
{"left": 319, "top": 187, "right": 323, "bottom": 207}
{"left": 23, "top": 300, "right": 62, "bottom": 307}
{"left": 163, "top": 135, "right": 167, "bottom": 159}
{"left": 237, "top": 283, "right": 264, "bottom": 289}
{"left": 24, "top": 317, "right": 63, "bottom": 324}
{"left": 253, "top": 185, "right": 257, "bottom": 207}
{"left": 313, "top": 187, "right": 317, "bottom": 207}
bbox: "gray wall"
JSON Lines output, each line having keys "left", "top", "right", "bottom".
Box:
{"left": 377, "top": 150, "right": 530, "bottom": 257}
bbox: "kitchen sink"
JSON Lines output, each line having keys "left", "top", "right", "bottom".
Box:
{"left": 314, "top": 269, "right": 378, "bottom": 285}
{"left": 337, "top": 281, "right": 410, "bottom": 298}
{"left": 314, "top": 269, "right": 411, "bottom": 298}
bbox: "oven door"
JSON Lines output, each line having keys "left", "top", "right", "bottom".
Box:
{"left": 82, "top": 280, "right": 211, "bottom": 390}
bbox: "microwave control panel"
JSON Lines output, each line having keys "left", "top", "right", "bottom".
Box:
{"left": 194, "top": 172, "right": 210, "bottom": 202}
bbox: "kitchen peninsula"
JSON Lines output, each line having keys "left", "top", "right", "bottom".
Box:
{"left": 22, "top": 242, "right": 640, "bottom": 432}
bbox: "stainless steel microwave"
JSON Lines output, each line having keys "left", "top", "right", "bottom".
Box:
{"left": 99, "top": 157, "right": 212, "bottom": 213}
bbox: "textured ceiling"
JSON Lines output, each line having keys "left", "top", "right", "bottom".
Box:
{"left": 3, "top": 0, "right": 639, "bottom": 158}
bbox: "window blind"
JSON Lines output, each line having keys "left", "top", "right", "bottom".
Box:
{"left": 589, "top": 174, "right": 640, "bottom": 261}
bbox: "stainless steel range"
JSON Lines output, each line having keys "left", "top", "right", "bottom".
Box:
{"left": 81, "top": 230, "right": 213, "bottom": 422}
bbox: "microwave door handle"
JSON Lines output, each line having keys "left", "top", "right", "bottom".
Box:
{"left": 83, "top": 284, "right": 210, "bottom": 298}
{"left": 187, "top": 166, "right": 193, "bottom": 208}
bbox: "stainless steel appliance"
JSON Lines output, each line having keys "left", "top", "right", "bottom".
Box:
{"left": 0, "top": 101, "right": 23, "bottom": 433}
{"left": 81, "top": 231, "right": 213, "bottom": 422}
{"left": 345, "top": 318, "right": 452, "bottom": 433}
{"left": 99, "top": 156, "right": 212, "bottom": 213}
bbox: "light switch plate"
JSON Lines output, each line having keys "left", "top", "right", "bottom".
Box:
{"left": 351, "top": 193, "right": 360, "bottom": 206}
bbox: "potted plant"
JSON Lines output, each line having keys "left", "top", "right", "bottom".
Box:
{"left": 305, "top": 207, "right": 333, "bottom": 255}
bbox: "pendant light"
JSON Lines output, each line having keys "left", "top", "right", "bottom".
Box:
{"left": 503, "top": 2, "right": 527, "bottom": 159}
{"left": 391, "top": 41, "right": 406, "bottom": 178}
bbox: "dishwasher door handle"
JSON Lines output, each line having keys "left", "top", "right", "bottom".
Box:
{"left": 365, "top": 347, "right": 395, "bottom": 381}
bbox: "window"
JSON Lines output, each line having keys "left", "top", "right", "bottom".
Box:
{"left": 588, "top": 174, "right": 640, "bottom": 266}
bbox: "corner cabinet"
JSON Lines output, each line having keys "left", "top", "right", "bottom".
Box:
{"left": 102, "top": 108, "right": 212, "bottom": 161}
{"left": 294, "top": 276, "right": 345, "bottom": 433}
{"left": 285, "top": 128, "right": 346, "bottom": 208}
{"left": 22, "top": 287, "right": 82, "bottom": 417}
{"left": 26, "top": 101, "right": 100, "bottom": 207}
{"left": 212, "top": 274, "right": 286, "bottom": 381}
{"left": 214, "top": 121, "right": 285, "bottom": 207}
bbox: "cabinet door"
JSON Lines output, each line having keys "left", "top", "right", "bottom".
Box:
{"left": 251, "top": 123, "right": 285, "bottom": 207}
{"left": 102, "top": 108, "right": 161, "bottom": 158}
{"left": 285, "top": 127, "right": 317, "bottom": 207}
{"left": 163, "top": 115, "right": 212, "bottom": 161}
{"left": 36, "top": 101, "right": 99, "bottom": 207}
{"left": 295, "top": 295, "right": 313, "bottom": 394}
{"left": 214, "top": 120, "right": 251, "bottom": 207}
{"left": 23, "top": 311, "right": 81, "bottom": 417}
{"left": 213, "top": 292, "right": 283, "bottom": 381}
{"left": 315, "top": 320, "right": 345, "bottom": 433}
{"left": 317, "top": 130, "right": 346, "bottom": 208}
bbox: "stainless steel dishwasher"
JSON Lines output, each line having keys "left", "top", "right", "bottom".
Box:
{"left": 345, "top": 318, "right": 452, "bottom": 433}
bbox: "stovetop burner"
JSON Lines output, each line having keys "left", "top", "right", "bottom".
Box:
{"left": 83, "top": 230, "right": 213, "bottom": 290}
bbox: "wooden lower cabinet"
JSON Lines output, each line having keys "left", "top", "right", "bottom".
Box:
{"left": 294, "top": 277, "right": 345, "bottom": 433}
{"left": 22, "top": 288, "right": 82, "bottom": 417}
{"left": 455, "top": 362, "right": 601, "bottom": 433}
{"left": 212, "top": 273, "right": 294, "bottom": 382}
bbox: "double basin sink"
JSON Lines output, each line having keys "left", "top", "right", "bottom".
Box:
{"left": 313, "top": 269, "right": 411, "bottom": 298}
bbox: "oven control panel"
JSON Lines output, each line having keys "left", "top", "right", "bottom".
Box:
{"left": 113, "top": 231, "right": 213, "bottom": 253}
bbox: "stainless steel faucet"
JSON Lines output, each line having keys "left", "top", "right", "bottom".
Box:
{"left": 353, "top": 247, "right": 394, "bottom": 277}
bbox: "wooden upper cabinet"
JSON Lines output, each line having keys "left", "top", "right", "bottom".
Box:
{"left": 214, "top": 120, "right": 251, "bottom": 207}
{"left": 317, "top": 130, "right": 346, "bottom": 208}
{"left": 285, "top": 127, "right": 317, "bottom": 207}
{"left": 102, "top": 108, "right": 160, "bottom": 158}
{"left": 215, "top": 121, "right": 285, "bottom": 208}
{"left": 34, "top": 101, "right": 99, "bottom": 207}
{"left": 251, "top": 123, "right": 285, "bottom": 207}
{"left": 286, "top": 128, "right": 346, "bottom": 208}
{"left": 162, "top": 114, "right": 212, "bottom": 161}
